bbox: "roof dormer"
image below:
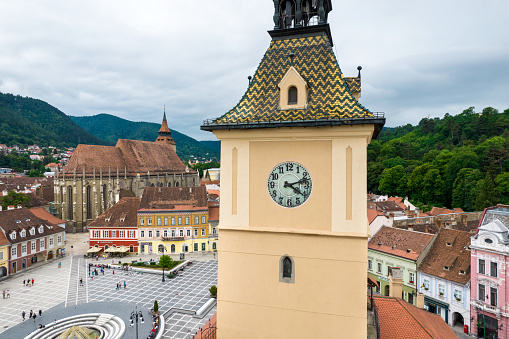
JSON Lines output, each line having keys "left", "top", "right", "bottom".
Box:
{"left": 278, "top": 66, "right": 308, "bottom": 110}
{"left": 20, "top": 229, "right": 26, "bottom": 237}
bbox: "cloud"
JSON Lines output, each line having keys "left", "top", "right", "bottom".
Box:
{"left": 0, "top": 0, "right": 508, "bottom": 141}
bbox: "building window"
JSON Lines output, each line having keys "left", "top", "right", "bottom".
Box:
{"left": 423, "top": 279, "right": 430, "bottom": 290}
{"left": 129, "top": 231, "right": 134, "bottom": 238}
{"left": 185, "top": 217, "right": 189, "bottom": 225}
{"left": 86, "top": 186, "right": 92, "bottom": 219}
{"left": 194, "top": 243, "right": 198, "bottom": 251}
{"left": 479, "top": 259, "right": 485, "bottom": 274}
{"left": 140, "top": 230, "right": 145, "bottom": 238}
{"left": 490, "top": 287, "right": 498, "bottom": 307}
{"left": 49, "top": 238, "right": 54, "bottom": 247}
{"left": 179, "top": 229, "right": 184, "bottom": 237}
{"left": 195, "top": 216, "right": 199, "bottom": 224}
{"left": 194, "top": 229, "right": 198, "bottom": 237}
{"left": 157, "top": 218, "right": 161, "bottom": 226}
{"left": 409, "top": 272, "right": 415, "bottom": 284}
{"left": 0, "top": 252, "right": 3, "bottom": 260}
{"left": 29, "top": 228, "right": 35, "bottom": 236}
{"left": 119, "top": 230, "right": 124, "bottom": 238}
{"left": 171, "top": 218, "right": 175, "bottom": 226}
{"left": 112, "top": 231, "right": 116, "bottom": 238}
{"left": 368, "top": 260, "right": 372, "bottom": 270}
{"left": 40, "top": 239, "right": 45, "bottom": 249}
{"left": 104, "top": 231, "right": 109, "bottom": 238}
{"left": 288, "top": 86, "right": 298, "bottom": 105}
{"left": 202, "top": 243, "right": 206, "bottom": 251}
{"left": 186, "top": 229, "right": 191, "bottom": 237}
{"left": 11, "top": 247, "right": 16, "bottom": 257}
{"left": 280, "top": 255, "right": 295, "bottom": 284}
{"left": 21, "top": 230, "right": 26, "bottom": 237}
{"left": 148, "top": 231, "right": 153, "bottom": 238}
{"left": 39, "top": 226, "right": 44, "bottom": 233}
{"left": 479, "top": 284, "right": 486, "bottom": 302}
{"left": 213, "top": 242, "right": 217, "bottom": 250}
{"left": 377, "top": 263, "right": 382, "bottom": 273}
{"left": 202, "top": 216, "right": 206, "bottom": 224}
{"left": 156, "top": 230, "right": 160, "bottom": 238}
{"left": 212, "top": 227, "right": 216, "bottom": 235}
{"left": 163, "top": 230, "right": 168, "bottom": 237}
{"left": 147, "top": 218, "right": 152, "bottom": 226}
{"left": 171, "top": 229, "right": 175, "bottom": 237}
{"left": 67, "top": 186, "right": 73, "bottom": 220}
{"left": 438, "top": 284, "right": 445, "bottom": 297}
{"left": 94, "top": 231, "right": 99, "bottom": 238}
{"left": 454, "top": 289, "right": 462, "bottom": 302}
{"left": 178, "top": 217, "right": 182, "bottom": 225}
{"left": 164, "top": 218, "right": 168, "bottom": 226}
{"left": 31, "top": 242, "right": 36, "bottom": 252}
{"left": 22, "top": 244, "right": 27, "bottom": 254}
{"left": 57, "top": 236, "right": 62, "bottom": 244}
{"left": 140, "top": 218, "right": 145, "bottom": 226}
{"left": 201, "top": 228, "right": 206, "bottom": 236}
{"left": 490, "top": 262, "right": 498, "bottom": 278}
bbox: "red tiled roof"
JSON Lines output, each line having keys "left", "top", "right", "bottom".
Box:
{"left": 30, "top": 207, "right": 65, "bottom": 225}
{"left": 208, "top": 201, "right": 219, "bottom": 221}
{"left": 0, "top": 208, "right": 64, "bottom": 244}
{"left": 0, "top": 231, "right": 9, "bottom": 247}
{"left": 88, "top": 197, "right": 140, "bottom": 228}
{"left": 418, "top": 229, "right": 471, "bottom": 285}
{"left": 367, "top": 208, "right": 385, "bottom": 224}
{"left": 428, "top": 207, "right": 464, "bottom": 216}
{"left": 139, "top": 186, "right": 208, "bottom": 211}
{"left": 388, "top": 197, "right": 403, "bottom": 203}
{"left": 369, "top": 226, "right": 434, "bottom": 261}
{"left": 374, "top": 296, "right": 456, "bottom": 339}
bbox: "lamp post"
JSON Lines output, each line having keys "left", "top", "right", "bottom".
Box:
{"left": 162, "top": 262, "right": 166, "bottom": 282}
{"left": 129, "top": 306, "right": 144, "bottom": 339}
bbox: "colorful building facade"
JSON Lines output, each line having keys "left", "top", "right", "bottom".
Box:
{"left": 470, "top": 205, "right": 509, "bottom": 339}
{"left": 138, "top": 186, "right": 210, "bottom": 254}
{"left": 368, "top": 227, "right": 435, "bottom": 306}
{"left": 417, "top": 228, "right": 471, "bottom": 329}
{"left": 0, "top": 233, "right": 9, "bottom": 278}
{"left": 88, "top": 197, "right": 140, "bottom": 254}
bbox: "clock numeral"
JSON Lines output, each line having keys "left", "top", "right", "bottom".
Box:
{"left": 296, "top": 166, "right": 300, "bottom": 174}
{"left": 303, "top": 171, "right": 308, "bottom": 178}
{"left": 271, "top": 173, "right": 279, "bottom": 180}
{"left": 272, "top": 190, "right": 277, "bottom": 198}
{"left": 279, "top": 197, "right": 284, "bottom": 204}
{"left": 296, "top": 197, "right": 301, "bottom": 205}
{"left": 286, "top": 163, "right": 293, "bottom": 172}
{"left": 278, "top": 166, "right": 284, "bottom": 174}
{"left": 269, "top": 181, "right": 275, "bottom": 189}
{"left": 287, "top": 199, "right": 292, "bottom": 207}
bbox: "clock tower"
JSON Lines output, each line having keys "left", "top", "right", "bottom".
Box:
{"left": 202, "top": 1, "right": 385, "bottom": 337}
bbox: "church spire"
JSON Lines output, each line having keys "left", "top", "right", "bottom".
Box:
{"left": 156, "top": 106, "right": 177, "bottom": 151}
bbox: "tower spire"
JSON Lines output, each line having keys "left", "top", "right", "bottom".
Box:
{"left": 156, "top": 106, "right": 177, "bottom": 151}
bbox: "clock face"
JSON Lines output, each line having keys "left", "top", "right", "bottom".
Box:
{"left": 267, "top": 161, "right": 312, "bottom": 208}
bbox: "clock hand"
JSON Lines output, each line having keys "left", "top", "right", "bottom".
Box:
{"left": 284, "top": 181, "right": 304, "bottom": 195}
{"left": 285, "top": 178, "right": 309, "bottom": 187}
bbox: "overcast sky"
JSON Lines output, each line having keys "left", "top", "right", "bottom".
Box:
{"left": 1, "top": 0, "right": 508, "bottom": 141}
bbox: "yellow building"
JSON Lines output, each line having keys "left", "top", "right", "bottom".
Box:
{"left": 0, "top": 233, "right": 9, "bottom": 278}
{"left": 201, "top": 1, "right": 385, "bottom": 338}
{"left": 138, "top": 186, "right": 211, "bottom": 254}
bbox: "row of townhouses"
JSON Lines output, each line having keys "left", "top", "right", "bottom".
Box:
{"left": 368, "top": 204, "right": 509, "bottom": 339}
{"left": 87, "top": 185, "right": 219, "bottom": 256}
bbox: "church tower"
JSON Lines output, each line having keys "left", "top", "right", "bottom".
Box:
{"left": 155, "top": 107, "right": 177, "bottom": 151}
{"left": 202, "top": 1, "right": 385, "bottom": 338}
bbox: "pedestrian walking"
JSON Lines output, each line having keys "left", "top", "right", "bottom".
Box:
{"left": 29, "top": 310, "right": 33, "bottom": 319}
{"left": 32, "top": 279, "right": 34, "bottom": 285}
{"left": 58, "top": 262, "right": 61, "bottom": 268}
{"left": 112, "top": 270, "right": 114, "bottom": 275}
{"left": 53, "top": 319, "right": 57, "bottom": 327}
{"left": 80, "top": 278, "right": 83, "bottom": 286}
{"left": 27, "top": 280, "right": 31, "bottom": 287}
{"left": 2, "top": 290, "right": 5, "bottom": 299}
{"left": 23, "top": 280, "right": 26, "bottom": 286}
{"left": 6, "top": 290, "right": 10, "bottom": 298}
{"left": 39, "top": 309, "right": 42, "bottom": 317}
{"left": 33, "top": 314, "right": 37, "bottom": 322}
{"left": 123, "top": 281, "right": 126, "bottom": 289}
{"left": 22, "top": 311, "right": 26, "bottom": 321}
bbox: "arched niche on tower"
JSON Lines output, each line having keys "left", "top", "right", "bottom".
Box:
{"left": 278, "top": 66, "right": 308, "bottom": 110}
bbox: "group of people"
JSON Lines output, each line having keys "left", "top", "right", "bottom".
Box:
{"left": 23, "top": 279, "right": 35, "bottom": 287}
{"left": 22, "top": 309, "right": 42, "bottom": 322}
{"left": 1, "top": 290, "right": 10, "bottom": 299}
{"left": 147, "top": 315, "right": 160, "bottom": 339}
{"left": 115, "top": 281, "right": 126, "bottom": 290}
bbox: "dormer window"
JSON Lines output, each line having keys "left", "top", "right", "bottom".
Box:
{"left": 485, "top": 238, "right": 493, "bottom": 244}
{"left": 20, "top": 229, "right": 26, "bottom": 237}
{"left": 29, "top": 227, "right": 35, "bottom": 235}
{"left": 288, "top": 86, "right": 297, "bottom": 105}
{"left": 39, "top": 226, "right": 44, "bottom": 233}
{"left": 446, "top": 242, "right": 452, "bottom": 247}
{"left": 10, "top": 232, "right": 16, "bottom": 240}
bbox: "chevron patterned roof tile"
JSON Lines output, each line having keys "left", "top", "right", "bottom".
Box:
{"left": 212, "top": 35, "right": 373, "bottom": 124}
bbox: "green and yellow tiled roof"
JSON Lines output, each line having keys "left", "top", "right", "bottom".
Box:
{"left": 210, "top": 34, "right": 373, "bottom": 125}
{"left": 344, "top": 77, "right": 361, "bottom": 93}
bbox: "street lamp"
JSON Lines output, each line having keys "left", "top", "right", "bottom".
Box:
{"left": 129, "top": 306, "right": 144, "bottom": 339}
{"left": 162, "top": 262, "right": 166, "bottom": 282}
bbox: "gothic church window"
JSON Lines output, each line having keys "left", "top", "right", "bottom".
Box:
{"left": 279, "top": 255, "right": 295, "bottom": 284}
{"left": 67, "top": 186, "right": 73, "bottom": 220}
{"left": 86, "top": 186, "right": 92, "bottom": 219}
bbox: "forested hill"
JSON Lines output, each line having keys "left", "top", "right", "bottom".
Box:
{"left": 71, "top": 114, "right": 219, "bottom": 161}
{"left": 0, "top": 92, "right": 106, "bottom": 147}
{"left": 369, "top": 106, "right": 509, "bottom": 212}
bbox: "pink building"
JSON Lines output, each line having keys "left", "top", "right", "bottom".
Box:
{"left": 470, "top": 205, "right": 509, "bottom": 339}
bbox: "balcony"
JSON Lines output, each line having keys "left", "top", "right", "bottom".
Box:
{"left": 162, "top": 237, "right": 185, "bottom": 241}
{"left": 473, "top": 299, "right": 500, "bottom": 316}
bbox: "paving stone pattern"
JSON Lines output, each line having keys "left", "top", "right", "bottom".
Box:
{"left": 163, "top": 306, "right": 217, "bottom": 339}
{"left": 0, "top": 256, "right": 71, "bottom": 334}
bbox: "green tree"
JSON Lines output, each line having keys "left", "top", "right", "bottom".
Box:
{"left": 474, "top": 174, "right": 498, "bottom": 211}
{"left": 495, "top": 172, "right": 509, "bottom": 204}
{"left": 378, "top": 165, "right": 407, "bottom": 197}
{"left": 1, "top": 190, "right": 30, "bottom": 210}
{"left": 452, "top": 168, "right": 483, "bottom": 211}
{"left": 159, "top": 255, "right": 174, "bottom": 269}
